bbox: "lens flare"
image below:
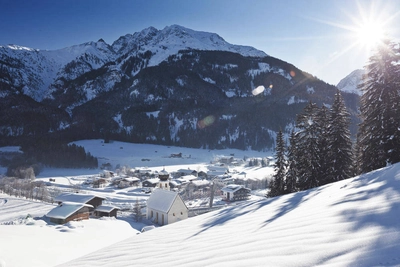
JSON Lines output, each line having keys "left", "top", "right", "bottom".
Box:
{"left": 252, "top": 85, "right": 265, "bottom": 96}
{"left": 197, "top": 115, "right": 216, "bottom": 129}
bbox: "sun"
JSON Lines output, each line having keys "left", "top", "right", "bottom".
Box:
{"left": 355, "top": 20, "right": 386, "bottom": 49}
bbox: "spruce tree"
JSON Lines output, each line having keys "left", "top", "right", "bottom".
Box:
{"left": 315, "top": 105, "right": 331, "bottom": 186}
{"left": 358, "top": 39, "right": 400, "bottom": 173}
{"left": 285, "top": 131, "right": 298, "bottom": 194}
{"left": 327, "top": 90, "right": 353, "bottom": 182}
{"left": 268, "top": 130, "right": 286, "bottom": 197}
{"left": 296, "top": 102, "right": 320, "bottom": 190}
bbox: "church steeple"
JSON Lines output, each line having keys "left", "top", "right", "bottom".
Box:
{"left": 157, "top": 168, "right": 170, "bottom": 190}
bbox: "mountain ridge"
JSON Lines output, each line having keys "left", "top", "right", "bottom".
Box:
{"left": 0, "top": 25, "right": 360, "bottom": 150}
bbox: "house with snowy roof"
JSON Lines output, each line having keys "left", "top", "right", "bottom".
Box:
{"left": 142, "top": 178, "right": 159, "bottom": 188}
{"left": 94, "top": 205, "right": 120, "bottom": 218}
{"left": 46, "top": 202, "right": 92, "bottom": 224}
{"left": 146, "top": 189, "right": 188, "bottom": 226}
{"left": 221, "top": 184, "right": 250, "bottom": 201}
{"left": 54, "top": 193, "right": 106, "bottom": 213}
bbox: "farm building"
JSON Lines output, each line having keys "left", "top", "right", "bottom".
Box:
{"left": 118, "top": 177, "right": 140, "bottom": 188}
{"left": 54, "top": 193, "right": 106, "bottom": 213}
{"left": 94, "top": 205, "right": 120, "bottom": 217}
{"left": 93, "top": 178, "right": 108, "bottom": 188}
{"left": 221, "top": 184, "right": 251, "bottom": 201}
{"left": 46, "top": 202, "right": 92, "bottom": 224}
{"left": 142, "top": 178, "right": 159, "bottom": 188}
{"left": 147, "top": 189, "right": 188, "bottom": 226}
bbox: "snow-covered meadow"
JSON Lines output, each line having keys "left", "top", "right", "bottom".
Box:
{"left": 0, "top": 140, "right": 272, "bottom": 267}
{"left": 1, "top": 140, "right": 400, "bottom": 266}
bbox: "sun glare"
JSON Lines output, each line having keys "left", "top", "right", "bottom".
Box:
{"left": 355, "top": 21, "right": 385, "bottom": 48}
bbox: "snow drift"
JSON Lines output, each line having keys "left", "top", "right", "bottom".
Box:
{"left": 62, "top": 164, "right": 400, "bottom": 267}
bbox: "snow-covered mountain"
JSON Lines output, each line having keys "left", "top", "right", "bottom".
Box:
{"left": 0, "top": 25, "right": 266, "bottom": 102}
{"left": 0, "top": 25, "right": 360, "bottom": 150}
{"left": 337, "top": 69, "right": 364, "bottom": 96}
{"left": 112, "top": 25, "right": 267, "bottom": 66}
{"left": 0, "top": 41, "right": 117, "bottom": 102}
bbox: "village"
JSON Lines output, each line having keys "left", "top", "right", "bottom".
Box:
{"left": 40, "top": 152, "right": 274, "bottom": 229}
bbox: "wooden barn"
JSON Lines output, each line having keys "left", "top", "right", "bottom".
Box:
{"left": 142, "top": 178, "right": 159, "bottom": 188}
{"left": 54, "top": 193, "right": 106, "bottom": 213}
{"left": 94, "top": 205, "right": 120, "bottom": 218}
{"left": 46, "top": 202, "right": 92, "bottom": 224}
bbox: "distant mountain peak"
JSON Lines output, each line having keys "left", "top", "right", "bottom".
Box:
{"left": 337, "top": 69, "right": 364, "bottom": 95}
{"left": 111, "top": 24, "right": 267, "bottom": 63}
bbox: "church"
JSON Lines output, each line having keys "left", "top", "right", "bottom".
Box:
{"left": 146, "top": 169, "right": 189, "bottom": 225}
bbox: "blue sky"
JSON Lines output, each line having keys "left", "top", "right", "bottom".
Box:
{"left": 1, "top": 0, "right": 399, "bottom": 85}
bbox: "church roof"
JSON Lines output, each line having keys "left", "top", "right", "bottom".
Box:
{"left": 147, "top": 189, "right": 183, "bottom": 213}
{"left": 159, "top": 168, "right": 169, "bottom": 175}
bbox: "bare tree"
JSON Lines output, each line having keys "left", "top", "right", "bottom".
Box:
{"left": 133, "top": 198, "right": 143, "bottom": 222}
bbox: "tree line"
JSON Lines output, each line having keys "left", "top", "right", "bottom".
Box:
{"left": 5, "top": 138, "right": 98, "bottom": 178}
{"left": 268, "top": 39, "right": 400, "bottom": 197}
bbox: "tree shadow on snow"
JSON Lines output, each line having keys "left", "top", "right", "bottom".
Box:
{"left": 257, "top": 186, "right": 323, "bottom": 230}
{"left": 186, "top": 200, "right": 263, "bottom": 239}
{"left": 316, "top": 164, "right": 400, "bottom": 266}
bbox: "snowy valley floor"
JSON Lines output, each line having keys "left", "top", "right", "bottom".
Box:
{"left": 1, "top": 140, "right": 400, "bottom": 266}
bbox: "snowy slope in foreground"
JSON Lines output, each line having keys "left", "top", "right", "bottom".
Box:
{"left": 63, "top": 164, "right": 400, "bottom": 267}
{"left": 0, "top": 197, "right": 139, "bottom": 267}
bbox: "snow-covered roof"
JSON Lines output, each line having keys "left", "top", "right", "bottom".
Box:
{"left": 46, "top": 202, "right": 93, "bottom": 219}
{"left": 221, "top": 184, "right": 247, "bottom": 193}
{"left": 54, "top": 193, "right": 105, "bottom": 204}
{"left": 137, "top": 168, "right": 152, "bottom": 174}
{"left": 191, "top": 180, "right": 210, "bottom": 187}
{"left": 147, "top": 189, "right": 183, "bottom": 213}
{"left": 95, "top": 205, "right": 120, "bottom": 213}
{"left": 176, "top": 168, "right": 194, "bottom": 174}
{"left": 169, "top": 180, "right": 181, "bottom": 186}
{"left": 144, "top": 178, "right": 159, "bottom": 184}
{"left": 176, "top": 175, "right": 197, "bottom": 183}
{"left": 122, "top": 177, "right": 140, "bottom": 182}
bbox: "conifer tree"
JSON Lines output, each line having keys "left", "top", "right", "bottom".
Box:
{"left": 358, "top": 39, "right": 400, "bottom": 173}
{"left": 267, "top": 130, "right": 286, "bottom": 197}
{"left": 327, "top": 90, "right": 353, "bottom": 182}
{"left": 296, "top": 102, "right": 320, "bottom": 190}
{"left": 315, "top": 105, "right": 331, "bottom": 186}
{"left": 285, "top": 131, "right": 298, "bottom": 194}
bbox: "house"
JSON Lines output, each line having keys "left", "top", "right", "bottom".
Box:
{"left": 142, "top": 178, "right": 159, "bottom": 188}
{"left": 93, "top": 178, "right": 108, "bottom": 188}
{"left": 221, "top": 184, "right": 251, "bottom": 201}
{"left": 54, "top": 193, "right": 106, "bottom": 213}
{"left": 174, "top": 168, "right": 197, "bottom": 177}
{"left": 118, "top": 177, "right": 140, "bottom": 188}
{"left": 46, "top": 202, "right": 92, "bottom": 224}
{"left": 147, "top": 189, "right": 188, "bottom": 226}
{"left": 169, "top": 180, "right": 182, "bottom": 190}
{"left": 94, "top": 205, "right": 120, "bottom": 218}
{"left": 175, "top": 174, "right": 197, "bottom": 186}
